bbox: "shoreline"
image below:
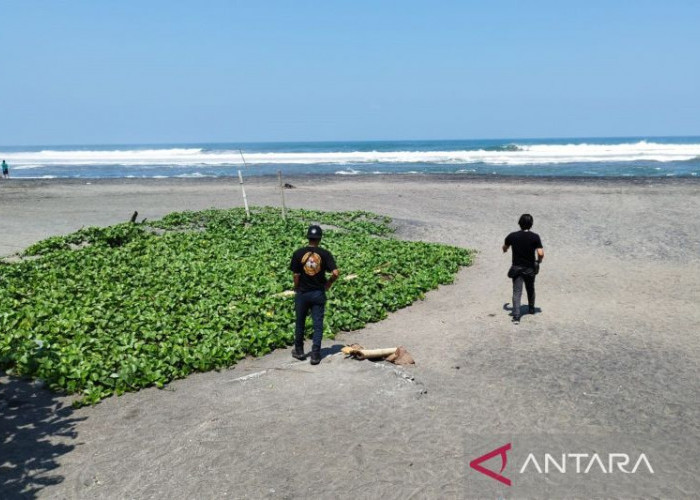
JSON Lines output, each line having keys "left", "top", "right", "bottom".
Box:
{"left": 3, "top": 172, "right": 700, "bottom": 188}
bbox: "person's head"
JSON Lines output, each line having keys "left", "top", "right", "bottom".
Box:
{"left": 306, "top": 224, "right": 322, "bottom": 244}
{"left": 518, "top": 213, "right": 533, "bottom": 230}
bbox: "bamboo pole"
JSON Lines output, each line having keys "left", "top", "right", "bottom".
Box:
{"left": 237, "top": 150, "right": 250, "bottom": 219}
{"left": 278, "top": 170, "right": 287, "bottom": 220}
{"left": 238, "top": 149, "right": 249, "bottom": 169}
{"left": 238, "top": 170, "right": 250, "bottom": 219}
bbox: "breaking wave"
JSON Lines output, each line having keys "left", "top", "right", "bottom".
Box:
{"left": 4, "top": 141, "right": 700, "bottom": 170}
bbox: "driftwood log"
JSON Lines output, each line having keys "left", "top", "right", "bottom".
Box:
{"left": 341, "top": 344, "right": 415, "bottom": 365}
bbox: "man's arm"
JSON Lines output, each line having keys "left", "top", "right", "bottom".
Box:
{"left": 502, "top": 234, "right": 511, "bottom": 253}
{"left": 290, "top": 251, "right": 302, "bottom": 290}
{"left": 324, "top": 251, "right": 340, "bottom": 290}
{"left": 535, "top": 235, "right": 544, "bottom": 263}
{"left": 325, "top": 269, "right": 340, "bottom": 290}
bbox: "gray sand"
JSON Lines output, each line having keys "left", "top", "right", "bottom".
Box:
{"left": 1, "top": 176, "right": 699, "bottom": 498}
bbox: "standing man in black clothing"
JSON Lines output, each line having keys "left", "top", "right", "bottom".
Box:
{"left": 290, "top": 225, "right": 339, "bottom": 364}
{"left": 502, "top": 214, "right": 544, "bottom": 324}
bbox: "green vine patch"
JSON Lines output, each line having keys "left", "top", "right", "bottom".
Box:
{"left": 0, "top": 207, "right": 473, "bottom": 405}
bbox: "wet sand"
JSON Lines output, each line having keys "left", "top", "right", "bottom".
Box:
{"left": 1, "top": 176, "right": 699, "bottom": 498}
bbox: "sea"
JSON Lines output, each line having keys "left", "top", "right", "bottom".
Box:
{"left": 1, "top": 137, "right": 699, "bottom": 179}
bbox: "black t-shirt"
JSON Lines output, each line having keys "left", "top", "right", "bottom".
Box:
{"left": 505, "top": 230, "right": 543, "bottom": 268}
{"left": 290, "top": 246, "right": 337, "bottom": 292}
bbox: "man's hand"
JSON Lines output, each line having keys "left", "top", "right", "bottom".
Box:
{"left": 325, "top": 269, "right": 340, "bottom": 291}
{"left": 502, "top": 244, "right": 510, "bottom": 253}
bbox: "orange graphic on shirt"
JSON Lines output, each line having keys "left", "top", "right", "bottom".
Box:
{"left": 302, "top": 252, "right": 323, "bottom": 277}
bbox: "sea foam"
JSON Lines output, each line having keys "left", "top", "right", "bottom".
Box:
{"left": 4, "top": 141, "right": 700, "bottom": 169}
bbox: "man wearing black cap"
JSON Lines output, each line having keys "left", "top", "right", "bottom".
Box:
{"left": 290, "top": 225, "right": 339, "bottom": 364}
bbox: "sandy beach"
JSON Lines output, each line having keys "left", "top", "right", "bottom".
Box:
{"left": 1, "top": 175, "right": 699, "bottom": 498}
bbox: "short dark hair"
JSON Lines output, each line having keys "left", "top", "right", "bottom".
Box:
{"left": 518, "top": 213, "right": 533, "bottom": 230}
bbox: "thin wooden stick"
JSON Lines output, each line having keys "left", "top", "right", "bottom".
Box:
{"left": 238, "top": 149, "right": 249, "bottom": 168}
{"left": 238, "top": 169, "right": 250, "bottom": 219}
{"left": 278, "top": 170, "right": 287, "bottom": 220}
{"left": 237, "top": 150, "right": 251, "bottom": 219}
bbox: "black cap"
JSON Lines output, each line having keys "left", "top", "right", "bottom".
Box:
{"left": 306, "top": 225, "right": 323, "bottom": 239}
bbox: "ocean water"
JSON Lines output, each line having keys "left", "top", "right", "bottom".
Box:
{"left": 1, "top": 137, "right": 699, "bottom": 179}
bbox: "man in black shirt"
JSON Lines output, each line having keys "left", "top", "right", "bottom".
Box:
{"left": 290, "top": 225, "right": 339, "bottom": 364}
{"left": 502, "top": 214, "right": 544, "bottom": 324}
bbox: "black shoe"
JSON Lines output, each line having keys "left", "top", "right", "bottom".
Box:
{"left": 310, "top": 351, "right": 321, "bottom": 365}
{"left": 512, "top": 316, "right": 520, "bottom": 324}
{"left": 529, "top": 306, "right": 536, "bottom": 315}
{"left": 292, "top": 348, "right": 306, "bottom": 361}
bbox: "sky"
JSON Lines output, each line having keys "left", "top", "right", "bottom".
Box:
{"left": 1, "top": 0, "right": 699, "bottom": 145}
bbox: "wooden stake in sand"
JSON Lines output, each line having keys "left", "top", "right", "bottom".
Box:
{"left": 278, "top": 170, "right": 287, "bottom": 220}
{"left": 238, "top": 150, "right": 251, "bottom": 220}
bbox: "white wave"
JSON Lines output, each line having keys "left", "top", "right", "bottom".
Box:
{"left": 2, "top": 141, "right": 700, "bottom": 168}
{"left": 335, "top": 168, "right": 360, "bottom": 175}
{"left": 175, "top": 172, "right": 211, "bottom": 178}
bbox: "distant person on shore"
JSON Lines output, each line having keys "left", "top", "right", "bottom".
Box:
{"left": 1, "top": 160, "right": 8, "bottom": 179}
{"left": 503, "top": 214, "right": 544, "bottom": 324}
{"left": 290, "top": 225, "right": 339, "bottom": 364}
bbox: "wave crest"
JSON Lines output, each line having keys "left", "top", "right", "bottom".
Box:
{"left": 3, "top": 141, "right": 700, "bottom": 169}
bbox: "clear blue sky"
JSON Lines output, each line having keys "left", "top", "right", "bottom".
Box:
{"left": 1, "top": 1, "right": 699, "bottom": 145}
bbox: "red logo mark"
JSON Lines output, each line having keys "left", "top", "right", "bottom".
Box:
{"left": 469, "top": 443, "right": 512, "bottom": 486}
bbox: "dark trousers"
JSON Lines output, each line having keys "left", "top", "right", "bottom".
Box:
{"left": 512, "top": 274, "right": 535, "bottom": 318}
{"left": 295, "top": 290, "right": 326, "bottom": 352}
